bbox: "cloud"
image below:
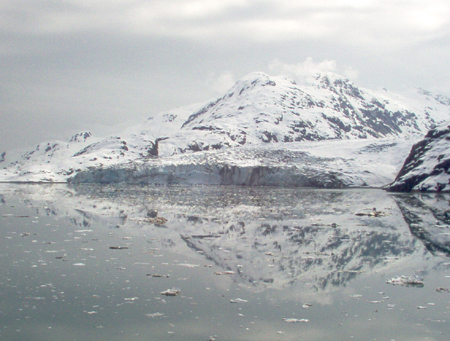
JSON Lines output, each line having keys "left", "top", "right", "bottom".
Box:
{"left": 343, "top": 66, "right": 359, "bottom": 80}
{"left": 268, "top": 58, "right": 359, "bottom": 83}
{"left": 207, "top": 71, "right": 236, "bottom": 94}
{"left": 269, "top": 58, "right": 335, "bottom": 77}
{"left": 2, "top": 0, "right": 449, "bottom": 44}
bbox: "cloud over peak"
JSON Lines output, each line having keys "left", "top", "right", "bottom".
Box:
{"left": 268, "top": 58, "right": 359, "bottom": 83}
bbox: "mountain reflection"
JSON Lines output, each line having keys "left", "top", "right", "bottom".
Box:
{"left": 0, "top": 184, "right": 435, "bottom": 292}
{"left": 392, "top": 193, "right": 450, "bottom": 255}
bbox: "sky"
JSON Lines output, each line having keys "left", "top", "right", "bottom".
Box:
{"left": 2, "top": 0, "right": 450, "bottom": 151}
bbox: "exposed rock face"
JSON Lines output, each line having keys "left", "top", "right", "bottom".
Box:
{"left": 387, "top": 122, "right": 450, "bottom": 192}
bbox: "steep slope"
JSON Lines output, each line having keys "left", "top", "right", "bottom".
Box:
{"left": 387, "top": 121, "right": 450, "bottom": 192}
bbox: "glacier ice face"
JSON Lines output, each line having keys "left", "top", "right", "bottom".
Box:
{"left": 68, "top": 140, "right": 413, "bottom": 188}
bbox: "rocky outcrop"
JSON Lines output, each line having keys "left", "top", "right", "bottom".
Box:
{"left": 387, "top": 122, "right": 450, "bottom": 192}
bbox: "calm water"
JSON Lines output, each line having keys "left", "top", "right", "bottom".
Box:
{"left": 1, "top": 184, "right": 450, "bottom": 341}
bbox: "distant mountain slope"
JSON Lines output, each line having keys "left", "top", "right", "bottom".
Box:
{"left": 1, "top": 71, "right": 450, "bottom": 185}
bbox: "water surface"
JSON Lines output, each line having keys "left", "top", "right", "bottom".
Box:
{"left": 1, "top": 184, "right": 450, "bottom": 340}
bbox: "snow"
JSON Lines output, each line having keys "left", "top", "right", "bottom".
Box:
{"left": 1, "top": 71, "right": 450, "bottom": 187}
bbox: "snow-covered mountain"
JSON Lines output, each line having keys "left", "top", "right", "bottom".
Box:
{"left": 1, "top": 71, "right": 450, "bottom": 186}
{"left": 387, "top": 121, "right": 450, "bottom": 192}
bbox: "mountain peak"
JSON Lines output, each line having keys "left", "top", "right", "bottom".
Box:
{"left": 176, "top": 70, "right": 438, "bottom": 153}
{"left": 68, "top": 132, "right": 92, "bottom": 143}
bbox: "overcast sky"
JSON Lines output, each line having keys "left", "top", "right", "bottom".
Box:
{"left": 2, "top": 0, "right": 450, "bottom": 151}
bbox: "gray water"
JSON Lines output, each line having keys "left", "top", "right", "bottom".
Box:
{"left": 1, "top": 184, "right": 450, "bottom": 341}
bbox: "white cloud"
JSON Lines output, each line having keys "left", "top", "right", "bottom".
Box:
{"left": 268, "top": 58, "right": 359, "bottom": 82}
{"left": 402, "top": 1, "right": 450, "bottom": 32}
{"left": 343, "top": 66, "right": 359, "bottom": 80}
{"left": 0, "top": 0, "right": 449, "bottom": 49}
{"left": 269, "top": 58, "right": 336, "bottom": 77}
{"left": 207, "top": 71, "right": 236, "bottom": 94}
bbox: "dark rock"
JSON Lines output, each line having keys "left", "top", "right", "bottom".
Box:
{"left": 387, "top": 122, "right": 450, "bottom": 192}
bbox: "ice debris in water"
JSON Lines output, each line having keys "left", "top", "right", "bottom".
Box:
{"left": 436, "top": 287, "right": 450, "bottom": 293}
{"left": 109, "top": 246, "right": 129, "bottom": 250}
{"left": 214, "top": 271, "right": 235, "bottom": 275}
{"left": 282, "top": 318, "right": 309, "bottom": 323}
{"left": 160, "top": 288, "right": 181, "bottom": 296}
{"left": 386, "top": 275, "right": 424, "bottom": 287}
{"left": 177, "top": 263, "right": 199, "bottom": 268}
{"left": 146, "top": 312, "right": 165, "bottom": 318}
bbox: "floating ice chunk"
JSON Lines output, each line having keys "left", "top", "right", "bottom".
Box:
{"left": 177, "top": 263, "right": 199, "bottom": 268}
{"left": 282, "top": 318, "right": 309, "bottom": 323}
{"left": 160, "top": 288, "right": 181, "bottom": 296}
{"left": 146, "top": 312, "right": 164, "bottom": 318}
{"left": 436, "top": 287, "right": 450, "bottom": 293}
{"left": 386, "top": 275, "right": 424, "bottom": 287}
{"left": 214, "top": 271, "right": 235, "bottom": 275}
{"left": 349, "top": 294, "right": 363, "bottom": 299}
